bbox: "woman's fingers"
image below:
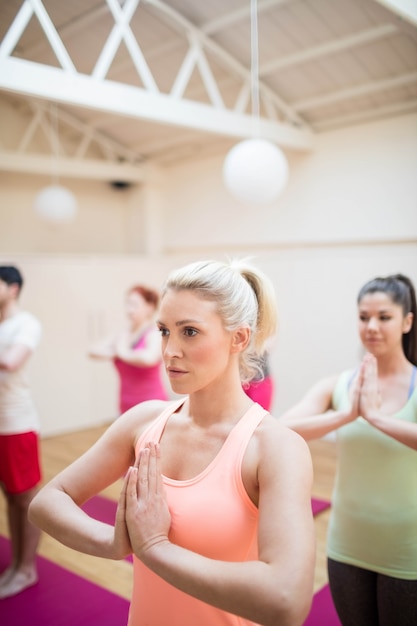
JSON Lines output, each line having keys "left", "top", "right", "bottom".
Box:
{"left": 129, "top": 442, "right": 162, "bottom": 505}
{"left": 137, "top": 447, "right": 150, "bottom": 500}
{"left": 126, "top": 465, "right": 139, "bottom": 506}
{"left": 146, "top": 442, "right": 162, "bottom": 495}
{"left": 117, "top": 465, "right": 131, "bottom": 513}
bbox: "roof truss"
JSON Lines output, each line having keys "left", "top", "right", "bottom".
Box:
{"left": 0, "top": 0, "right": 313, "bottom": 163}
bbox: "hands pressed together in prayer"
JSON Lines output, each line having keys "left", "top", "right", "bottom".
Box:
{"left": 358, "top": 353, "right": 382, "bottom": 421}
{"left": 115, "top": 442, "right": 171, "bottom": 563}
{"left": 350, "top": 353, "right": 381, "bottom": 421}
{"left": 347, "top": 352, "right": 417, "bottom": 450}
{"left": 347, "top": 353, "right": 381, "bottom": 424}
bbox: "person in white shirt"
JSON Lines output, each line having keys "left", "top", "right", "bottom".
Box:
{"left": 0, "top": 265, "right": 42, "bottom": 598}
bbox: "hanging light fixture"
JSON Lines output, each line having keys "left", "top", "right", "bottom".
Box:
{"left": 33, "top": 184, "right": 78, "bottom": 222}
{"left": 222, "top": 0, "right": 289, "bottom": 205}
{"left": 33, "top": 103, "right": 78, "bottom": 223}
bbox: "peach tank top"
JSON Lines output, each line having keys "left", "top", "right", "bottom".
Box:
{"left": 128, "top": 399, "right": 267, "bottom": 626}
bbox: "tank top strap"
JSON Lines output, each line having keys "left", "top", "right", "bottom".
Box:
{"left": 135, "top": 398, "right": 186, "bottom": 453}
{"left": 221, "top": 402, "right": 268, "bottom": 465}
{"left": 408, "top": 365, "right": 417, "bottom": 399}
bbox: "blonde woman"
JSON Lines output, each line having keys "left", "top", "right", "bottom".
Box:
{"left": 30, "top": 259, "right": 315, "bottom": 626}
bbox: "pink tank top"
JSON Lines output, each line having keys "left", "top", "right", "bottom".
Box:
{"left": 113, "top": 329, "right": 167, "bottom": 413}
{"left": 128, "top": 400, "right": 267, "bottom": 626}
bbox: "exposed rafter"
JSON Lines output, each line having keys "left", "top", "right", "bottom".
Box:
{"left": 313, "top": 99, "right": 417, "bottom": 131}
{"left": 373, "top": 0, "right": 417, "bottom": 26}
{"left": 259, "top": 24, "right": 398, "bottom": 75}
{"left": 0, "top": 0, "right": 312, "bottom": 158}
{"left": 293, "top": 72, "right": 417, "bottom": 112}
{"left": 144, "top": 0, "right": 306, "bottom": 125}
{"left": 0, "top": 150, "right": 146, "bottom": 182}
{"left": 0, "top": 0, "right": 415, "bottom": 173}
{"left": 200, "top": 0, "right": 293, "bottom": 35}
{"left": 0, "top": 56, "right": 313, "bottom": 150}
{"left": 0, "top": 96, "right": 146, "bottom": 181}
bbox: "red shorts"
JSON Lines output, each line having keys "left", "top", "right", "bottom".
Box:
{"left": 0, "top": 431, "right": 42, "bottom": 494}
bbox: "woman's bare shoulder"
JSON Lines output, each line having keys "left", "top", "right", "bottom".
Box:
{"left": 245, "top": 413, "right": 313, "bottom": 500}
{"left": 257, "top": 412, "right": 311, "bottom": 456}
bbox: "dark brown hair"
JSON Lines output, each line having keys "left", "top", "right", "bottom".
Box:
{"left": 357, "top": 274, "right": 417, "bottom": 365}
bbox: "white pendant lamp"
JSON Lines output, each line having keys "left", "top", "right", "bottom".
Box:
{"left": 223, "top": 138, "right": 288, "bottom": 205}
{"left": 33, "top": 103, "right": 78, "bottom": 223}
{"left": 33, "top": 184, "right": 78, "bottom": 223}
{"left": 223, "top": 0, "right": 289, "bottom": 205}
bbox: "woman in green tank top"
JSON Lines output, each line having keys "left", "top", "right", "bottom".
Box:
{"left": 281, "top": 273, "right": 417, "bottom": 626}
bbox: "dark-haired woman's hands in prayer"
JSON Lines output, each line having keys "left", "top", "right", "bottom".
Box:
{"left": 346, "top": 362, "right": 363, "bottom": 423}
{"left": 359, "top": 353, "right": 381, "bottom": 421}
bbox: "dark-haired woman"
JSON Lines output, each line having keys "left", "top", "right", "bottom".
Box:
{"left": 281, "top": 274, "right": 417, "bottom": 626}
{"left": 89, "top": 285, "right": 168, "bottom": 413}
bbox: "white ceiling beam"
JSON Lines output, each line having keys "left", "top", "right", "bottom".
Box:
{"left": 74, "top": 130, "right": 94, "bottom": 159}
{"left": 145, "top": 0, "right": 307, "bottom": 126}
{"left": 132, "top": 129, "right": 210, "bottom": 156}
{"left": 201, "top": 0, "right": 293, "bottom": 35}
{"left": 293, "top": 71, "right": 417, "bottom": 111}
{"left": 2, "top": 0, "right": 307, "bottom": 129}
{"left": 0, "top": 1, "right": 33, "bottom": 59}
{"left": 313, "top": 99, "right": 417, "bottom": 131}
{"left": 92, "top": 0, "right": 140, "bottom": 79}
{"left": 373, "top": 0, "right": 417, "bottom": 26}
{"left": 17, "top": 107, "right": 44, "bottom": 152}
{"left": 259, "top": 24, "right": 398, "bottom": 75}
{"left": 170, "top": 40, "right": 204, "bottom": 99}
{"left": 192, "top": 37, "right": 225, "bottom": 108}
{"left": 234, "top": 81, "right": 251, "bottom": 114}
{"left": 13, "top": 4, "right": 110, "bottom": 59}
{"left": 0, "top": 57, "right": 314, "bottom": 151}
{"left": 0, "top": 150, "right": 146, "bottom": 182}
{"left": 32, "top": 100, "right": 144, "bottom": 162}
{"left": 13, "top": 0, "right": 77, "bottom": 72}
{"left": 92, "top": 0, "right": 159, "bottom": 92}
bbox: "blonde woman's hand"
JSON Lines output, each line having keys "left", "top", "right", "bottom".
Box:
{"left": 125, "top": 443, "right": 171, "bottom": 561}
{"left": 113, "top": 471, "right": 133, "bottom": 560}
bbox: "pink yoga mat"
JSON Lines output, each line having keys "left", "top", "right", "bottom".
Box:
{"left": 81, "top": 494, "right": 331, "bottom": 564}
{"left": 81, "top": 495, "right": 133, "bottom": 562}
{"left": 311, "top": 496, "right": 331, "bottom": 515}
{"left": 1, "top": 494, "right": 336, "bottom": 625}
{"left": 83, "top": 494, "right": 331, "bottom": 522}
{"left": 303, "top": 584, "right": 342, "bottom": 625}
{"left": 0, "top": 535, "right": 130, "bottom": 626}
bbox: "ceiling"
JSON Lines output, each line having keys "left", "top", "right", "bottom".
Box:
{"left": 0, "top": 0, "right": 416, "bottom": 182}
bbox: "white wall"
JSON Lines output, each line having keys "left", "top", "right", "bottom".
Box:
{"left": 0, "top": 254, "right": 180, "bottom": 436}
{"left": 0, "top": 172, "right": 140, "bottom": 254}
{"left": 2, "top": 241, "right": 416, "bottom": 436}
{"left": 160, "top": 113, "right": 417, "bottom": 248}
{"left": 1, "top": 112, "right": 416, "bottom": 436}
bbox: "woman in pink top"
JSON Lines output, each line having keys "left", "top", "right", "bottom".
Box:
{"left": 89, "top": 284, "right": 168, "bottom": 413}
{"left": 30, "top": 259, "right": 315, "bottom": 626}
{"left": 243, "top": 352, "right": 274, "bottom": 410}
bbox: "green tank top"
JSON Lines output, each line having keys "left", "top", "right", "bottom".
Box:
{"left": 328, "top": 369, "right": 417, "bottom": 579}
